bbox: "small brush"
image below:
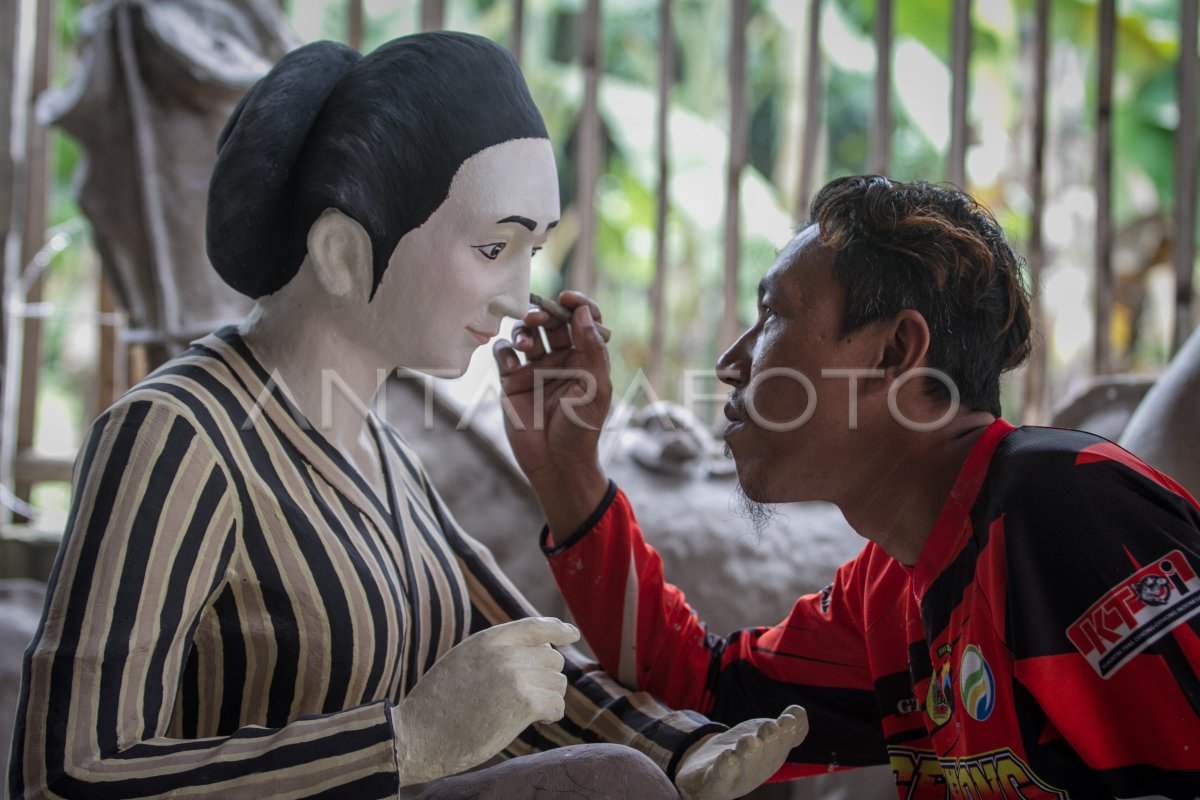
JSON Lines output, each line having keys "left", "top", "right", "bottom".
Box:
{"left": 527, "top": 292, "right": 612, "bottom": 343}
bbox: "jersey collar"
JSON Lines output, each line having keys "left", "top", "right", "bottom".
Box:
{"left": 912, "top": 417, "right": 1016, "bottom": 600}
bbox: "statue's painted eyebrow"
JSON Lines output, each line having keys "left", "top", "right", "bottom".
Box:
{"left": 497, "top": 216, "right": 561, "bottom": 233}
{"left": 497, "top": 215, "right": 537, "bottom": 231}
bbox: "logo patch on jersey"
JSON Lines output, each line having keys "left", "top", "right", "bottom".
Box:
{"left": 926, "top": 660, "right": 954, "bottom": 726}
{"left": 1066, "top": 549, "right": 1200, "bottom": 678}
{"left": 959, "top": 644, "right": 995, "bottom": 721}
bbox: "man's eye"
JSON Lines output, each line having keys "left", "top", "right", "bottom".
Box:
{"left": 474, "top": 243, "right": 506, "bottom": 260}
{"left": 761, "top": 304, "right": 775, "bottom": 320}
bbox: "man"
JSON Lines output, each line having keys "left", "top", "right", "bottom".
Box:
{"left": 494, "top": 175, "right": 1200, "bottom": 798}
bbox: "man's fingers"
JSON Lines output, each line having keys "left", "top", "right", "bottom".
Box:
{"left": 493, "top": 340, "right": 521, "bottom": 376}
{"left": 513, "top": 325, "right": 549, "bottom": 359}
{"left": 556, "top": 290, "right": 603, "bottom": 324}
{"left": 571, "top": 305, "right": 608, "bottom": 361}
{"left": 498, "top": 348, "right": 575, "bottom": 395}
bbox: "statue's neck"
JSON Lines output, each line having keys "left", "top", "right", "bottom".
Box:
{"left": 238, "top": 298, "right": 389, "bottom": 457}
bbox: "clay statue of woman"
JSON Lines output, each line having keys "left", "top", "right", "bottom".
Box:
{"left": 9, "top": 33, "right": 805, "bottom": 799}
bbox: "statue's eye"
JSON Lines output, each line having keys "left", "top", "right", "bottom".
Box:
{"left": 474, "top": 243, "right": 506, "bottom": 260}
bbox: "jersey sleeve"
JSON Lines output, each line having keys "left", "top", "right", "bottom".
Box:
{"left": 9, "top": 397, "right": 401, "bottom": 800}
{"left": 421, "top": 476, "right": 724, "bottom": 781}
{"left": 1004, "top": 438, "right": 1200, "bottom": 797}
{"left": 542, "top": 484, "right": 888, "bottom": 776}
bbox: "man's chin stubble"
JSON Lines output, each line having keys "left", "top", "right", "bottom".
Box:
{"left": 724, "top": 442, "right": 777, "bottom": 538}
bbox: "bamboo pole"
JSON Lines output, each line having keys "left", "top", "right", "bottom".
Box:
{"left": 1094, "top": 0, "right": 1115, "bottom": 375}
{"left": 795, "top": 0, "right": 823, "bottom": 222}
{"left": 870, "top": 0, "right": 893, "bottom": 176}
{"left": 421, "top": 0, "right": 444, "bottom": 32}
{"left": 720, "top": 0, "right": 749, "bottom": 350}
{"left": 14, "top": 0, "right": 54, "bottom": 517}
{"left": 509, "top": 0, "right": 525, "bottom": 66}
{"left": 1173, "top": 0, "right": 1198, "bottom": 354}
{"left": 948, "top": 0, "right": 971, "bottom": 188}
{"left": 648, "top": 0, "right": 672, "bottom": 390}
{"left": 1023, "top": 0, "right": 1050, "bottom": 423}
{"left": 347, "top": 0, "right": 363, "bottom": 50}
{"left": 572, "top": 0, "right": 602, "bottom": 297}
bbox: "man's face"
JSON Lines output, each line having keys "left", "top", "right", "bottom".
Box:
{"left": 719, "top": 226, "right": 882, "bottom": 504}
{"left": 369, "top": 138, "right": 559, "bottom": 376}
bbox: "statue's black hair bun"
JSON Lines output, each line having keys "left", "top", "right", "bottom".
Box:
{"left": 207, "top": 41, "right": 361, "bottom": 298}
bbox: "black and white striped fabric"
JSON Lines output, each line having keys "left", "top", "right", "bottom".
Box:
{"left": 9, "top": 327, "right": 719, "bottom": 799}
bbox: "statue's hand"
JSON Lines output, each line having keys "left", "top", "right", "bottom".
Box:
{"left": 674, "top": 706, "right": 809, "bottom": 800}
{"left": 392, "top": 617, "right": 580, "bottom": 786}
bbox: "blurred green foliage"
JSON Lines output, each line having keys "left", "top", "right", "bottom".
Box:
{"left": 27, "top": 0, "right": 1200, "bottom": 497}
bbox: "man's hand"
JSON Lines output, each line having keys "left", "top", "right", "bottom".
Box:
{"left": 674, "top": 706, "right": 809, "bottom": 800}
{"left": 493, "top": 291, "right": 613, "bottom": 537}
{"left": 392, "top": 617, "right": 580, "bottom": 786}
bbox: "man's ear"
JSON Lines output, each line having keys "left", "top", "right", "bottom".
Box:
{"left": 306, "top": 208, "right": 373, "bottom": 299}
{"left": 877, "top": 309, "right": 932, "bottom": 378}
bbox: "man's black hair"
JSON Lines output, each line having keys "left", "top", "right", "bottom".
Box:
{"left": 809, "top": 175, "right": 1032, "bottom": 417}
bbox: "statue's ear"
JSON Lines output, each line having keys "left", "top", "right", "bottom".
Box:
{"left": 306, "top": 208, "right": 373, "bottom": 300}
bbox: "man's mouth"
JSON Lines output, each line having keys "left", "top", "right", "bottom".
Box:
{"left": 723, "top": 398, "right": 746, "bottom": 435}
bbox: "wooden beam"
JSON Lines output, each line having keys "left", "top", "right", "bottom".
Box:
{"left": 421, "top": 0, "right": 444, "bottom": 32}
{"left": 648, "top": 0, "right": 672, "bottom": 390}
{"left": 571, "top": 0, "right": 602, "bottom": 297}
{"left": 948, "top": 0, "right": 971, "bottom": 187}
{"left": 347, "top": 0, "right": 364, "bottom": 51}
{"left": 1023, "top": 0, "right": 1050, "bottom": 423}
{"left": 1173, "top": 0, "right": 1198, "bottom": 355}
{"left": 870, "top": 0, "right": 893, "bottom": 176}
{"left": 795, "top": 0, "right": 823, "bottom": 222}
{"left": 14, "top": 0, "right": 54, "bottom": 516}
{"left": 1094, "top": 0, "right": 1115, "bottom": 375}
{"left": 97, "top": 267, "right": 124, "bottom": 415}
{"left": 0, "top": 0, "right": 36, "bottom": 514}
{"left": 509, "top": 0, "right": 525, "bottom": 66}
{"left": 14, "top": 447, "right": 72, "bottom": 484}
{"left": 720, "top": 0, "right": 749, "bottom": 350}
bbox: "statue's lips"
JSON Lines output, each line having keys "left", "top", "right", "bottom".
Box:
{"left": 466, "top": 327, "right": 496, "bottom": 345}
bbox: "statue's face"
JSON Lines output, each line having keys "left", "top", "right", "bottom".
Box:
{"left": 371, "top": 138, "right": 558, "bottom": 376}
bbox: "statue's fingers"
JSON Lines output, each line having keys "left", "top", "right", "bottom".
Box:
{"left": 754, "top": 719, "right": 779, "bottom": 741}
{"left": 734, "top": 732, "right": 763, "bottom": 759}
{"left": 713, "top": 749, "right": 739, "bottom": 787}
{"left": 779, "top": 705, "right": 809, "bottom": 742}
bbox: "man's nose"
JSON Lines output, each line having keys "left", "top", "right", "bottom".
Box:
{"left": 716, "top": 328, "right": 753, "bottom": 388}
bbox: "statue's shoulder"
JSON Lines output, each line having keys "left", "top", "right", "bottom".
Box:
{"left": 87, "top": 340, "right": 248, "bottom": 460}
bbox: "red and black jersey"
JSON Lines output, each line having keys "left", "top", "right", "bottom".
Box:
{"left": 543, "top": 419, "right": 1200, "bottom": 798}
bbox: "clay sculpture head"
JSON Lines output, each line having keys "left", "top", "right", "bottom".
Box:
{"left": 206, "top": 32, "right": 559, "bottom": 376}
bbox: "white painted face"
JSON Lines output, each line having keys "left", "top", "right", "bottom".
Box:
{"left": 368, "top": 138, "right": 559, "bottom": 376}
